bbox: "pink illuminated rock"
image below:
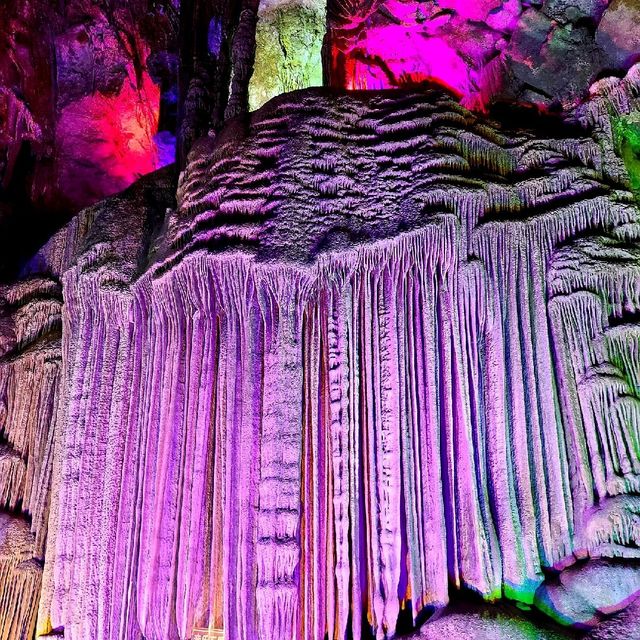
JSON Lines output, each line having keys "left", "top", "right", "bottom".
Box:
{"left": 56, "top": 67, "right": 163, "bottom": 209}
{"left": 0, "top": 0, "right": 177, "bottom": 273}
{"left": 329, "top": 0, "right": 515, "bottom": 107}
{"left": 328, "top": 0, "right": 640, "bottom": 110}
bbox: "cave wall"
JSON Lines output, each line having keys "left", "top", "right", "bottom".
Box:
{"left": 0, "top": 0, "right": 179, "bottom": 277}
{"left": 0, "top": 2, "right": 640, "bottom": 640}
{"left": 22, "top": 67, "right": 640, "bottom": 639}
{"left": 328, "top": 0, "right": 640, "bottom": 110}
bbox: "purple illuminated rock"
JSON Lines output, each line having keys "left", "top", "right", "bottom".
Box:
{"left": 535, "top": 561, "right": 640, "bottom": 628}
{"left": 1, "top": 5, "right": 640, "bottom": 638}
{"left": 596, "top": 0, "right": 640, "bottom": 67}
{"left": 25, "top": 68, "right": 640, "bottom": 639}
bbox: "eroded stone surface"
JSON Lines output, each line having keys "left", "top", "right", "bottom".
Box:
{"left": 23, "top": 72, "right": 640, "bottom": 639}
{"left": 1, "top": 6, "right": 640, "bottom": 638}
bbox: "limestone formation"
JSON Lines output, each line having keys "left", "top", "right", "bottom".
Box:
{"left": 1, "top": 2, "right": 640, "bottom": 640}
{"left": 5, "top": 67, "right": 634, "bottom": 638}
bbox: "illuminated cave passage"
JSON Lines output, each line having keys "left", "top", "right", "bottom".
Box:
{"left": 1, "top": 2, "right": 640, "bottom": 640}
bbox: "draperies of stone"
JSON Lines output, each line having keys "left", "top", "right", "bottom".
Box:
{"left": 32, "top": 83, "right": 640, "bottom": 639}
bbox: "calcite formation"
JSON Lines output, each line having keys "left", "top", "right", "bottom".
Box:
{"left": 1, "top": 2, "right": 640, "bottom": 640}
{"left": 0, "top": 63, "right": 635, "bottom": 638}
{"left": 249, "top": 0, "right": 326, "bottom": 111}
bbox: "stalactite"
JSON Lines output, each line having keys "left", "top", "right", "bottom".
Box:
{"left": 0, "top": 514, "right": 42, "bottom": 640}
{"left": 1, "top": 73, "right": 639, "bottom": 639}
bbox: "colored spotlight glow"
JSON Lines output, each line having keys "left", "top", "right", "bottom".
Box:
{"left": 329, "top": 0, "right": 522, "bottom": 109}
{"left": 56, "top": 66, "right": 171, "bottom": 208}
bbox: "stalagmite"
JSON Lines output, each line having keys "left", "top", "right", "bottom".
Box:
{"left": 249, "top": 0, "right": 326, "bottom": 111}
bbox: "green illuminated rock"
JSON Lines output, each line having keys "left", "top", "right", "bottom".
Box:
{"left": 248, "top": 1, "right": 325, "bottom": 112}
{"left": 614, "top": 113, "right": 640, "bottom": 194}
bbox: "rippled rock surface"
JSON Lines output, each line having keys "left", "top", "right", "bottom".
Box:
{"left": 0, "top": 74, "right": 631, "bottom": 638}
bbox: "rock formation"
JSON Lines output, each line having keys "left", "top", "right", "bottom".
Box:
{"left": 1, "top": 2, "right": 640, "bottom": 640}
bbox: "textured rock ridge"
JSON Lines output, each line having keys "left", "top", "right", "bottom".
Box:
{"left": 15, "top": 71, "right": 639, "bottom": 639}
{"left": 0, "top": 515, "right": 42, "bottom": 640}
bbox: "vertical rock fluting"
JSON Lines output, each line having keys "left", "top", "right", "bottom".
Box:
{"left": 0, "top": 514, "right": 42, "bottom": 640}
{"left": 0, "top": 278, "right": 61, "bottom": 639}
{"left": 28, "top": 81, "right": 640, "bottom": 639}
{"left": 0, "top": 219, "right": 81, "bottom": 638}
{"left": 0, "top": 168, "right": 175, "bottom": 639}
